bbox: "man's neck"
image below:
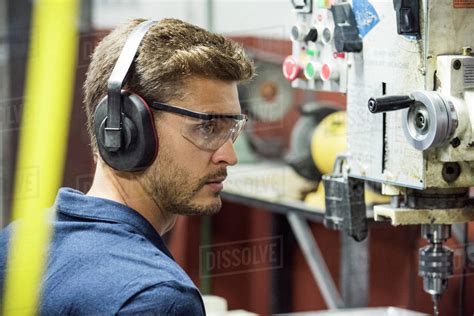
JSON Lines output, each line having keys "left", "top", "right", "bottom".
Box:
{"left": 86, "top": 160, "right": 176, "bottom": 235}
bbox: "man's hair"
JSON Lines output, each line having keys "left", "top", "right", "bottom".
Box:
{"left": 83, "top": 18, "right": 255, "bottom": 153}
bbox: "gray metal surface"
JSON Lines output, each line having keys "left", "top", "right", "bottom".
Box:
{"left": 276, "top": 306, "right": 428, "bottom": 316}
{"left": 401, "top": 91, "right": 457, "bottom": 151}
{"left": 323, "top": 174, "right": 367, "bottom": 242}
{"left": 346, "top": 0, "right": 474, "bottom": 189}
{"left": 346, "top": 0, "right": 424, "bottom": 188}
{"left": 340, "top": 232, "right": 368, "bottom": 308}
{"left": 287, "top": 212, "right": 344, "bottom": 309}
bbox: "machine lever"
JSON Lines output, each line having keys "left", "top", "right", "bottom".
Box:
{"left": 368, "top": 95, "right": 414, "bottom": 113}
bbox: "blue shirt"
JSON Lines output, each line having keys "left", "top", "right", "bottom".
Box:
{"left": 0, "top": 188, "right": 205, "bottom": 315}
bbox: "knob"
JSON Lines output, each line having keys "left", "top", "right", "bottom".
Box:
{"left": 368, "top": 95, "right": 414, "bottom": 113}
{"left": 320, "top": 63, "right": 339, "bottom": 81}
{"left": 304, "top": 28, "right": 318, "bottom": 42}
{"left": 304, "top": 61, "right": 320, "bottom": 80}
{"left": 283, "top": 55, "right": 301, "bottom": 81}
{"left": 291, "top": 24, "right": 309, "bottom": 41}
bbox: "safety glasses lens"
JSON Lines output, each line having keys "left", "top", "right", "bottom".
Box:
{"left": 181, "top": 117, "right": 247, "bottom": 150}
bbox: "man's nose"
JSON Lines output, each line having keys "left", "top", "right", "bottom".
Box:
{"left": 211, "top": 138, "right": 238, "bottom": 166}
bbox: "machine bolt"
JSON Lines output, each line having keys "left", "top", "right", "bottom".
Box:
{"left": 453, "top": 59, "right": 462, "bottom": 70}
{"left": 450, "top": 137, "right": 461, "bottom": 148}
{"left": 442, "top": 162, "right": 461, "bottom": 183}
{"left": 462, "top": 47, "right": 472, "bottom": 56}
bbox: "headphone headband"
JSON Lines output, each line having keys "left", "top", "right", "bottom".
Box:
{"left": 104, "top": 20, "right": 156, "bottom": 151}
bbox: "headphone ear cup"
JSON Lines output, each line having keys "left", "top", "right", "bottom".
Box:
{"left": 94, "top": 92, "right": 158, "bottom": 171}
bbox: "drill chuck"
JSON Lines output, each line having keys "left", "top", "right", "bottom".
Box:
{"left": 418, "top": 244, "right": 453, "bottom": 296}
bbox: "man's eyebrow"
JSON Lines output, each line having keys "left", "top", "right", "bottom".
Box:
{"left": 203, "top": 110, "right": 243, "bottom": 115}
{"left": 192, "top": 107, "right": 242, "bottom": 116}
{"left": 197, "top": 103, "right": 242, "bottom": 112}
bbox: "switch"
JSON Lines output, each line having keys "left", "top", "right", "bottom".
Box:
{"left": 320, "top": 63, "right": 339, "bottom": 81}
{"left": 304, "top": 61, "right": 321, "bottom": 80}
{"left": 333, "top": 52, "right": 345, "bottom": 59}
{"left": 291, "top": 24, "right": 309, "bottom": 41}
{"left": 283, "top": 55, "right": 301, "bottom": 81}
{"left": 292, "top": 25, "right": 318, "bottom": 42}
{"left": 321, "top": 27, "right": 332, "bottom": 44}
{"left": 331, "top": 3, "right": 363, "bottom": 53}
{"left": 304, "top": 27, "right": 318, "bottom": 42}
{"left": 291, "top": 0, "right": 312, "bottom": 13}
{"left": 393, "top": 0, "right": 420, "bottom": 37}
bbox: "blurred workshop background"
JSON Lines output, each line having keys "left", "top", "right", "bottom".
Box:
{"left": 1, "top": 0, "right": 474, "bottom": 315}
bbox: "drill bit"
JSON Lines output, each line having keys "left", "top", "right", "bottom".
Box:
{"left": 432, "top": 294, "right": 440, "bottom": 316}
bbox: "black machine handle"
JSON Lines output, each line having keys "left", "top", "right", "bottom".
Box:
{"left": 367, "top": 95, "right": 415, "bottom": 113}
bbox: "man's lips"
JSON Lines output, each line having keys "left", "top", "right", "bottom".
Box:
{"left": 205, "top": 177, "right": 226, "bottom": 192}
{"left": 206, "top": 177, "right": 226, "bottom": 183}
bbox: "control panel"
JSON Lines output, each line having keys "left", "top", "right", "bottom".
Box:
{"left": 284, "top": 0, "right": 362, "bottom": 92}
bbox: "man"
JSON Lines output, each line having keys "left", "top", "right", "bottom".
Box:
{"left": 0, "top": 18, "right": 254, "bottom": 314}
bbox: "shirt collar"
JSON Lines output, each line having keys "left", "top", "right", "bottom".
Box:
{"left": 55, "top": 187, "right": 173, "bottom": 259}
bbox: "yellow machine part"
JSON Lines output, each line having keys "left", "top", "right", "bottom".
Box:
{"left": 305, "top": 182, "right": 327, "bottom": 210}
{"left": 310, "top": 111, "right": 347, "bottom": 175}
{"left": 3, "top": 0, "right": 79, "bottom": 314}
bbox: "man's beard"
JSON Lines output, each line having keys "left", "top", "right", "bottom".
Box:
{"left": 143, "top": 149, "right": 226, "bottom": 216}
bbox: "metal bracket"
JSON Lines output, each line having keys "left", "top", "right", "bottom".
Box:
{"left": 287, "top": 212, "right": 344, "bottom": 309}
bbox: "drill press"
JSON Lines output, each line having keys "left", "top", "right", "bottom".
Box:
{"left": 286, "top": 0, "right": 474, "bottom": 312}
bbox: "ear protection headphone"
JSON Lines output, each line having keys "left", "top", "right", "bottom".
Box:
{"left": 93, "top": 20, "right": 158, "bottom": 171}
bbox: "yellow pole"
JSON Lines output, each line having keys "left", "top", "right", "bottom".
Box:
{"left": 3, "top": 0, "right": 79, "bottom": 314}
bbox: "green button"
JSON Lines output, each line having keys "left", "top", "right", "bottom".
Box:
{"left": 305, "top": 62, "right": 315, "bottom": 79}
{"left": 306, "top": 49, "right": 320, "bottom": 57}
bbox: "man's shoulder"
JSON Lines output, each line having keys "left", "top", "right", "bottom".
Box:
{"left": 44, "top": 218, "right": 197, "bottom": 291}
{"left": 117, "top": 280, "right": 205, "bottom": 315}
{"left": 41, "top": 242, "right": 205, "bottom": 314}
{"left": 41, "top": 276, "right": 205, "bottom": 315}
{"left": 40, "top": 217, "right": 202, "bottom": 314}
{"left": 49, "top": 216, "right": 192, "bottom": 282}
{"left": 41, "top": 277, "right": 205, "bottom": 315}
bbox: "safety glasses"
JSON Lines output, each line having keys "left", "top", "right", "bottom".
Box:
{"left": 151, "top": 102, "right": 248, "bottom": 151}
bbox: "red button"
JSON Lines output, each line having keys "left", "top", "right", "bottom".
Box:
{"left": 321, "top": 63, "right": 331, "bottom": 81}
{"left": 333, "top": 52, "right": 346, "bottom": 59}
{"left": 283, "top": 55, "right": 301, "bottom": 81}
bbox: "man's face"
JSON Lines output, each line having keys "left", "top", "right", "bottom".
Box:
{"left": 141, "top": 77, "right": 241, "bottom": 216}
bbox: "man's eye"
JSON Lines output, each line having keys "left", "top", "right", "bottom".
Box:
{"left": 197, "top": 122, "right": 216, "bottom": 135}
